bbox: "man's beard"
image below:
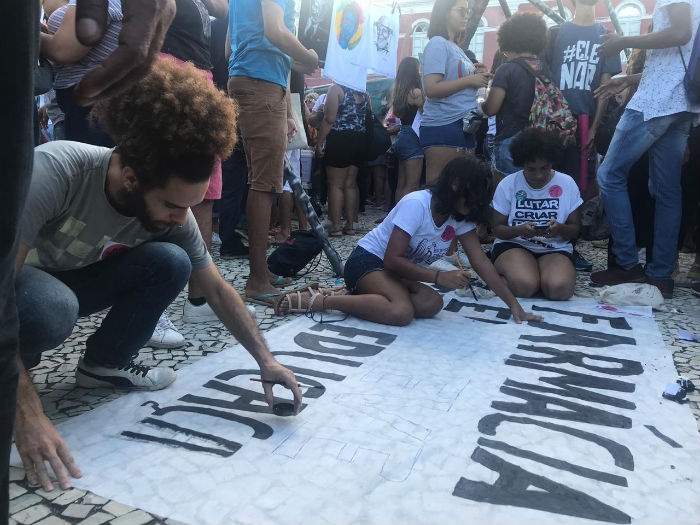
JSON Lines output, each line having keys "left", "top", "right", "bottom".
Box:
{"left": 118, "top": 187, "right": 169, "bottom": 233}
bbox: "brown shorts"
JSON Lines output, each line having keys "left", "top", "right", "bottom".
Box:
{"left": 228, "top": 76, "right": 287, "bottom": 194}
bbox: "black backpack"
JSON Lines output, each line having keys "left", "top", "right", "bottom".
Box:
{"left": 267, "top": 230, "right": 323, "bottom": 277}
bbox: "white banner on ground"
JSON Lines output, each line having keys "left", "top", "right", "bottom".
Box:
{"left": 23, "top": 297, "right": 700, "bottom": 525}
{"left": 322, "top": 0, "right": 369, "bottom": 91}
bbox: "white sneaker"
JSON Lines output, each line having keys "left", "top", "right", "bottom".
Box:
{"left": 183, "top": 300, "right": 219, "bottom": 323}
{"left": 148, "top": 313, "right": 185, "bottom": 348}
{"left": 75, "top": 357, "right": 176, "bottom": 390}
{"left": 211, "top": 232, "right": 222, "bottom": 244}
{"left": 183, "top": 301, "right": 256, "bottom": 323}
{"left": 247, "top": 304, "right": 257, "bottom": 320}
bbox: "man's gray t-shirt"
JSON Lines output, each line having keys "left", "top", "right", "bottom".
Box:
{"left": 421, "top": 36, "right": 476, "bottom": 127}
{"left": 21, "top": 141, "right": 212, "bottom": 272}
{"left": 549, "top": 22, "right": 621, "bottom": 117}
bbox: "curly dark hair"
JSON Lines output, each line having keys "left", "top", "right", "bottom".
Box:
{"left": 92, "top": 58, "right": 238, "bottom": 189}
{"left": 509, "top": 128, "right": 563, "bottom": 167}
{"left": 429, "top": 156, "right": 492, "bottom": 224}
{"left": 497, "top": 13, "right": 547, "bottom": 54}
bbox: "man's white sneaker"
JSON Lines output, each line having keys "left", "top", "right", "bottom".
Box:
{"left": 183, "top": 300, "right": 219, "bottom": 323}
{"left": 247, "top": 304, "right": 257, "bottom": 320}
{"left": 148, "top": 313, "right": 185, "bottom": 348}
{"left": 75, "top": 357, "right": 176, "bottom": 390}
{"left": 183, "top": 300, "right": 257, "bottom": 323}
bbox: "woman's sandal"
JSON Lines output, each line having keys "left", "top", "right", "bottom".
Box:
{"left": 275, "top": 286, "right": 324, "bottom": 316}
{"left": 342, "top": 227, "right": 356, "bottom": 236}
{"left": 328, "top": 229, "right": 343, "bottom": 237}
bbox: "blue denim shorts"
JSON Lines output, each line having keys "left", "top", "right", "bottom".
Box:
{"left": 493, "top": 132, "right": 521, "bottom": 175}
{"left": 343, "top": 246, "right": 384, "bottom": 291}
{"left": 420, "top": 119, "right": 468, "bottom": 150}
{"left": 395, "top": 125, "right": 424, "bottom": 161}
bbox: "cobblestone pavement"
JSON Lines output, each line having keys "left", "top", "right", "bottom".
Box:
{"left": 9, "top": 207, "right": 700, "bottom": 525}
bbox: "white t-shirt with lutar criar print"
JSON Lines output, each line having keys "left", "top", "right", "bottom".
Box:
{"left": 358, "top": 190, "right": 475, "bottom": 266}
{"left": 491, "top": 171, "right": 583, "bottom": 254}
{"left": 627, "top": 0, "right": 700, "bottom": 122}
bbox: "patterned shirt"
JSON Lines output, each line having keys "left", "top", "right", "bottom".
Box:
{"left": 47, "top": 0, "right": 122, "bottom": 90}
{"left": 627, "top": 0, "right": 700, "bottom": 121}
{"left": 332, "top": 86, "right": 368, "bottom": 132}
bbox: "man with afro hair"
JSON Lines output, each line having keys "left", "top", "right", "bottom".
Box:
{"left": 12, "top": 58, "right": 303, "bottom": 492}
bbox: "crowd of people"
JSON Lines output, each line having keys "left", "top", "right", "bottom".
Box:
{"left": 1, "top": 0, "right": 698, "bottom": 520}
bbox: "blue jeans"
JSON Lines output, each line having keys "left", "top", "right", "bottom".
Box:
{"left": 15, "top": 242, "right": 192, "bottom": 369}
{"left": 218, "top": 145, "right": 248, "bottom": 254}
{"left": 493, "top": 132, "right": 520, "bottom": 175}
{"left": 598, "top": 109, "right": 694, "bottom": 279}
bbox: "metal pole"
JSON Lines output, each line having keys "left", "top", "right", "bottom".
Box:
{"left": 462, "top": 0, "right": 489, "bottom": 50}
{"left": 283, "top": 157, "right": 345, "bottom": 277}
{"left": 497, "top": 0, "right": 512, "bottom": 18}
{"left": 604, "top": 0, "right": 631, "bottom": 60}
{"left": 526, "top": 0, "right": 566, "bottom": 25}
{"left": 555, "top": 0, "right": 566, "bottom": 19}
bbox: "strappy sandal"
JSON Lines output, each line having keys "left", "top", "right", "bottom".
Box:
{"left": 275, "top": 286, "right": 324, "bottom": 316}
{"left": 318, "top": 285, "right": 348, "bottom": 296}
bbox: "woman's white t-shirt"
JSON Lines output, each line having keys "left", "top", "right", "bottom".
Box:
{"left": 491, "top": 170, "right": 582, "bottom": 254}
{"left": 358, "top": 190, "right": 476, "bottom": 265}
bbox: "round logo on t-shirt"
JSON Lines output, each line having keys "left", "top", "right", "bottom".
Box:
{"left": 549, "top": 185, "right": 563, "bottom": 198}
{"left": 441, "top": 225, "right": 456, "bottom": 242}
{"left": 516, "top": 190, "right": 527, "bottom": 202}
{"left": 101, "top": 241, "right": 131, "bottom": 260}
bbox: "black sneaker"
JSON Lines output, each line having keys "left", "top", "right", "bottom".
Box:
{"left": 591, "top": 263, "right": 645, "bottom": 286}
{"left": 220, "top": 237, "right": 249, "bottom": 259}
{"left": 645, "top": 277, "right": 674, "bottom": 300}
{"left": 574, "top": 250, "right": 593, "bottom": 272}
{"left": 75, "top": 358, "right": 176, "bottom": 390}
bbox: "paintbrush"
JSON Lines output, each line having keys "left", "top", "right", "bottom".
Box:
{"left": 453, "top": 249, "right": 478, "bottom": 302}
{"left": 250, "top": 378, "right": 317, "bottom": 389}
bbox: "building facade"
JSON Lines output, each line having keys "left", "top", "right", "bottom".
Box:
{"left": 398, "top": 0, "right": 655, "bottom": 68}
{"left": 305, "top": 0, "right": 655, "bottom": 90}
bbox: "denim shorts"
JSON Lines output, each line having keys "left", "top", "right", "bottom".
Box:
{"left": 420, "top": 119, "right": 468, "bottom": 150}
{"left": 395, "top": 125, "right": 424, "bottom": 161}
{"left": 493, "top": 132, "right": 521, "bottom": 175}
{"left": 343, "top": 246, "right": 384, "bottom": 291}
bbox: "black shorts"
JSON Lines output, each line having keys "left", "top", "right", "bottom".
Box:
{"left": 325, "top": 130, "right": 367, "bottom": 168}
{"left": 491, "top": 241, "right": 575, "bottom": 264}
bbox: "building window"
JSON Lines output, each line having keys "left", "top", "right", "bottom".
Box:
{"left": 468, "top": 18, "right": 487, "bottom": 62}
{"left": 412, "top": 20, "right": 429, "bottom": 61}
{"left": 616, "top": 2, "right": 643, "bottom": 62}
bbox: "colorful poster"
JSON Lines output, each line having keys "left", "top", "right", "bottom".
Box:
{"left": 366, "top": 5, "right": 399, "bottom": 78}
{"left": 322, "top": 0, "right": 369, "bottom": 92}
{"left": 298, "top": 0, "right": 334, "bottom": 63}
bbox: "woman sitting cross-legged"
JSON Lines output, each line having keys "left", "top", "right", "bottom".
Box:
{"left": 490, "top": 128, "right": 582, "bottom": 300}
{"left": 276, "top": 156, "right": 542, "bottom": 326}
